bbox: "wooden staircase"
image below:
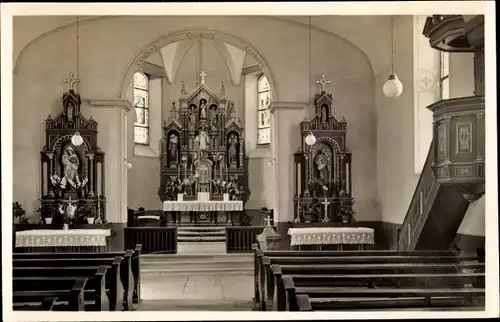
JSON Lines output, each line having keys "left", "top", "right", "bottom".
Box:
{"left": 177, "top": 226, "right": 226, "bottom": 243}
{"left": 397, "top": 142, "right": 470, "bottom": 250}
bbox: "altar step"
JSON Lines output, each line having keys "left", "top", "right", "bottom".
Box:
{"left": 177, "top": 226, "right": 226, "bottom": 242}
{"left": 140, "top": 252, "right": 253, "bottom": 276}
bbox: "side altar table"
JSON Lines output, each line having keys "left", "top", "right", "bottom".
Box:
{"left": 288, "top": 227, "right": 375, "bottom": 250}
{"left": 15, "top": 229, "right": 111, "bottom": 253}
{"left": 163, "top": 200, "right": 243, "bottom": 225}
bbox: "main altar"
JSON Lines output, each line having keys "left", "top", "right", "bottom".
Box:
{"left": 159, "top": 72, "right": 248, "bottom": 225}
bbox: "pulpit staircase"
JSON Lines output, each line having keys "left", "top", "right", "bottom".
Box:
{"left": 397, "top": 141, "right": 471, "bottom": 250}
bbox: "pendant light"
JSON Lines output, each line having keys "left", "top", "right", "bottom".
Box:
{"left": 383, "top": 15, "right": 404, "bottom": 98}
{"left": 71, "top": 16, "right": 84, "bottom": 146}
{"left": 305, "top": 16, "right": 316, "bottom": 146}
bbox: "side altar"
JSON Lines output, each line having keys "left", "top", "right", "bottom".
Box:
{"left": 159, "top": 72, "right": 249, "bottom": 225}
{"left": 293, "top": 75, "right": 356, "bottom": 225}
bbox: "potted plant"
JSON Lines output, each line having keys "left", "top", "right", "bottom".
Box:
{"left": 13, "top": 202, "right": 28, "bottom": 225}
{"left": 36, "top": 205, "right": 53, "bottom": 225}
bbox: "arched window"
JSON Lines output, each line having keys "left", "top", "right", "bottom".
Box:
{"left": 257, "top": 75, "right": 271, "bottom": 145}
{"left": 439, "top": 51, "right": 450, "bottom": 99}
{"left": 133, "top": 72, "right": 150, "bottom": 145}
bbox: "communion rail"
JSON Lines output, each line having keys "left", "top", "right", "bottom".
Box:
{"left": 124, "top": 227, "right": 178, "bottom": 254}
{"left": 226, "top": 226, "right": 268, "bottom": 253}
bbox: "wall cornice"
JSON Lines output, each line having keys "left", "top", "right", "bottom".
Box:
{"left": 85, "top": 98, "right": 133, "bottom": 113}
{"left": 270, "top": 101, "right": 309, "bottom": 114}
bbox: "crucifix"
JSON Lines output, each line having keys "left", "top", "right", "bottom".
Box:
{"left": 321, "top": 198, "right": 331, "bottom": 223}
{"left": 315, "top": 74, "right": 331, "bottom": 93}
{"left": 199, "top": 70, "right": 207, "bottom": 85}
{"left": 64, "top": 72, "right": 80, "bottom": 91}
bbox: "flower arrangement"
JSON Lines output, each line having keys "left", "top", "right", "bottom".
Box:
{"left": 226, "top": 181, "right": 247, "bottom": 200}
{"left": 164, "top": 177, "right": 182, "bottom": 200}
{"left": 50, "top": 174, "right": 88, "bottom": 195}
{"left": 13, "top": 202, "right": 28, "bottom": 224}
{"left": 338, "top": 202, "right": 356, "bottom": 223}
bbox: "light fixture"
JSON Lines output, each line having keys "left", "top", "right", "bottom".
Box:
{"left": 383, "top": 16, "right": 403, "bottom": 98}
{"left": 71, "top": 131, "right": 84, "bottom": 146}
{"left": 305, "top": 132, "right": 316, "bottom": 146}
{"left": 127, "top": 163, "right": 133, "bottom": 170}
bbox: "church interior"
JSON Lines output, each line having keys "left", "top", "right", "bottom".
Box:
{"left": 8, "top": 12, "right": 493, "bottom": 314}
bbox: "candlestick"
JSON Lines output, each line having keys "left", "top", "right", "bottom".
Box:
{"left": 226, "top": 164, "right": 228, "bottom": 181}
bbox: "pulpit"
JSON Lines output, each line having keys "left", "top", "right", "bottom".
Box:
{"left": 293, "top": 75, "right": 355, "bottom": 224}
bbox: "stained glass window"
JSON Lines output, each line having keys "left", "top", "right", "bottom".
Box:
{"left": 134, "top": 72, "right": 150, "bottom": 145}
{"left": 257, "top": 75, "right": 271, "bottom": 145}
{"left": 439, "top": 51, "right": 450, "bottom": 100}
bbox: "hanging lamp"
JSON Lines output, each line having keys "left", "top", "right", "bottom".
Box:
{"left": 383, "top": 15, "right": 404, "bottom": 98}
{"left": 71, "top": 16, "right": 84, "bottom": 146}
{"left": 305, "top": 16, "right": 316, "bottom": 146}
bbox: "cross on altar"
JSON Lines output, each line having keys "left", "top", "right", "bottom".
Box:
{"left": 199, "top": 70, "right": 207, "bottom": 85}
{"left": 64, "top": 72, "right": 80, "bottom": 91}
{"left": 315, "top": 74, "right": 331, "bottom": 92}
{"left": 321, "top": 198, "right": 331, "bottom": 223}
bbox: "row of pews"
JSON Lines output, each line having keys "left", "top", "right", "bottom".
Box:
{"left": 12, "top": 244, "right": 142, "bottom": 311}
{"left": 253, "top": 245, "right": 486, "bottom": 311}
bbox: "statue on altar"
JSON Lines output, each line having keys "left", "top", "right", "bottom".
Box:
{"left": 200, "top": 99, "right": 208, "bottom": 120}
{"left": 67, "top": 102, "right": 75, "bottom": 121}
{"left": 314, "top": 148, "right": 329, "bottom": 181}
{"left": 228, "top": 134, "right": 238, "bottom": 165}
{"left": 169, "top": 134, "right": 178, "bottom": 162}
{"left": 194, "top": 128, "right": 210, "bottom": 152}
{"left": 62, "top": 146, "right": 80, "bottom": 183}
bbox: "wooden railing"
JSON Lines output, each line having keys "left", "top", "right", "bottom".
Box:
{"left": 397, "top": 141, "right": 439, "bottom": 250}
{"left": 124, "top": 227, "right": 178, "bottom": 254}
{"left": 226, "top": 226, "right": 268, "bottom": 253}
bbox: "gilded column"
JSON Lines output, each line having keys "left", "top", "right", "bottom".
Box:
{"left": 47, "top": 153, "right": 54, "bottom": 197}
{"left": 88, "top": 154, "right": 95, "bottom": 197}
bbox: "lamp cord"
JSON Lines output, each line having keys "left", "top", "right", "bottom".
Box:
{"left": 308, "top": 16, "right": 312, "bottom": 101}
{"left": 391, "top": 15, "right": 395, "bottom": 75}
{"left": 76, "top": 16, "right": 79, "bottom": 90}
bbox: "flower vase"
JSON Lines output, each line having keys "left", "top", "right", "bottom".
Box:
{"left": 63, "top": 223, "right": 69, "bottom": 230}
{"left": 342, "top": 215, "right": 350, "bottom": 224}
{"left": 223, "top": 193, "right": 230, "bottom": 202}
{"left": 177, "top": 193, "right": 184, "bottom": 202}
{"left": 87, "top": 217, "right": 95, "bottom": 224}
{"left": 44, "top": 217, "right": 53, "bottom": 224}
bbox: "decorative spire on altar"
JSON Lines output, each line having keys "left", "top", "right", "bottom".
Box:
{"left": 64, "top": 72, "right": 80, "bottom": 92}
{"left": 199, "top": 70, "right": 207, "bottom": 85}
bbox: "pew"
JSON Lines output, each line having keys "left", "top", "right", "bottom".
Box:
{"left": 283, "top": 276, "right": 485, "bottom": 311}
{"left": 13, "top": 278, "right": 87, "bottom": 311}
{"left": 259, "top": 254, "right": 483, "bottom": 311}
{"left": 294, "top": 293, "right": 485, "bottom": 311}
{"left": 13, "top": 297, "right": 57, "bottom": 311}
{"left": 272, "top": 267, "right": 485, "bottom": 311}
{"left": 13, "top": 244, "right": 142, "bottom": 307}
{"left": 13, "top": 256, "right": 125, "bottom": 311}
{"left": 251, "top": 244, "right": 469, "bottom": 308}
{"left": 13, "top": 267, "right": 108, "bottom": 311}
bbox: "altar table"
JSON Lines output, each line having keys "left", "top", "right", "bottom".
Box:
{"left": 288, "top": 227, "right": 375, "bottom": 250}
{"left": 163, "top": 200, "right": 243, "bottom": 212}
{"left": 15, "top": 229, "right": 111, "bottom": 253}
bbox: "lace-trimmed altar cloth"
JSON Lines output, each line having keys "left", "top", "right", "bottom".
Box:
{"left": 15, "top": 229, "right": 111, "bottom": 247}
{"left": 288, "top": 227, "right": 375, "bottom": 246}
{"left": 163, "top": 200, "right": 243, "bottom": 212}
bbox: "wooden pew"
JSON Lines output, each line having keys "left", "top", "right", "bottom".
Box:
{"left": 13, "top": 244, "right": 142, "bottom": 307}
{"left": 259, "top": 254, "right": 483, "bottom": 311}
{"left": 284, "top": 276, "right": 485, "bottom": 311}
{"left": 13, "top": 257, "right": 124, "bottom": 311}
{"left": 13, "top": 278, "right": 88, "bottom": 311}
{"left": 272, "top": 267, "right": 485, "bottom": 311}
{"left": 13, "top": 297, "right": 58, "bottom": 311}
{"left": 294, "top": 293, "right": 486, "bottom": 311}
{"left": 251, "top": 244, "right": 466, "bottom": 309}
{"left": 13, "top": 267, "right": 109, "bottom": 311}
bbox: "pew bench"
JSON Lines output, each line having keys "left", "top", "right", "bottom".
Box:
{"left": 13, "top": 268, "right": 109, "bottom": 311}
{"left": 13, "top": 297, "right": 57, "bottom": 311}
{"left": 259, "top": 255, "right": 484, "bottom": 311}
{"left": 13, "top": 244, "right": 142, "bottom": 307}
{"left": 13, "top": 278, "right": 88, "bottom": 311}
{"left": 295, "top": 293, "right": 486, "bottom": 311}
{"left": 13, "top": 256, "right": 127, "bottom": 311}
{"left": 272, "top": 269, "right": 485, "bottom": 311}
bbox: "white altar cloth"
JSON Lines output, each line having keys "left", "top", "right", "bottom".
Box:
{"left": 15, "top": 229, "right": 111, "bottom": 248}
{"left": 163, "top": 200, "right": 243, "bottom": 212}
{"left": 288, "top": 227, "right": 375, "bottom": 246}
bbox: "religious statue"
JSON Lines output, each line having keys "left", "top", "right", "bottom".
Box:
{"left": 210, "top": 106, "right": 218, "bottom": 127}
{"left": 194, "top": 128, "right": 210, "bottom": 152}
{"left": 67, "top": 102, "right": 74, "bottom": 121}
{"left": 314, "top": 148, "right": 329, "bottom": 181}
{"left": 228, "top": 134, "right": 238, "bottom": 165}
{"left": 189, "top": 112, "right": 196, "bottom": 130}
{"left": 169, "top": 134, "right": 178, "bottom": 162}
{"left": 62, "top": 146, "right": 80, "bottom": 183}
{"left": 58, "top": 198, "right": 77, "bottom": 225}
{"left": 200, "top": 99, "right": 208, "bottom": 120}
{"left": 321, "top": 104, "right": 328, "bottom": 123}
